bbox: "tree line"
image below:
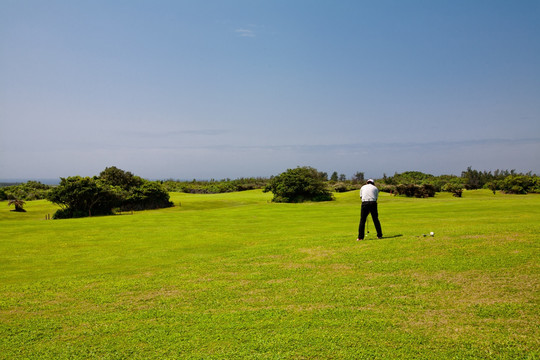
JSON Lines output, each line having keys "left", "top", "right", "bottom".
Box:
{"left": 1, "top": 166, "right": 538, "bottom": 213}
{"left": 378, "top": 167, "right": 540, "bottom": 197}
{"left": 0, "top": 167, "right": 172, "bottom": 218}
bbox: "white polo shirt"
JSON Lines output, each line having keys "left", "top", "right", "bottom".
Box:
{"left": 360, "top": 183, "right": 379, "bottom": 202}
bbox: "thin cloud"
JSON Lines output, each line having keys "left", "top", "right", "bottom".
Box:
{"left": 235, "top": 28, "right": 256, "bottom": 38}
{"left": 174, "top": 137, "right": 540, "bottom": 152}
{"left": 123, "top": 129, "right": 230, "bottom": 139}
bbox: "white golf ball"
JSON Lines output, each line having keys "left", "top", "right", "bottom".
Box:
{"left": 430, "top": 232, "right": 434, "bottom": 236}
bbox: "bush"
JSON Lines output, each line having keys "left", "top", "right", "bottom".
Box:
{"left": 499, "top": 175, "right": 537, "bottom": 194}
{"left": 395, "top": 184, "right": 436, "bottom": 198}
{"left": 47, "top": 176, "right": 122, "bottom": 218}
{"left": 264, "top": 167, "right": 333, "bottom": 203}
{"left": 442, "top": 183, "right": 464, "bottom": 197}
{"left": 378, "top": 184, "right": 397, "bottom": 194}
{"left": 1, "top": 181, "right": 52, "bottom": 201}
{"left": 485, "top": 181, "right": 499, "bottom": 194}
{"left": 163, "top": 177, "right": 269, "bottom": 194}
{"left": 52, "top": 208, "right": 96, "bottom": 219}
{"left": 383, "top": 171, "right": 435, "bottom": 186}
{"left": 332, "top": 182, "right": 359, "bottom": 193}
{"left": 47, "top": 168, "right": 173, "bottom": 218}
{"left": 122, "top": 181, "right": 173, "bottom": 211}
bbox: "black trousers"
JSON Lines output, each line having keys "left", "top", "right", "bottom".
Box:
{"left": 358, "top": 201, "right": 383, "bottom": 239}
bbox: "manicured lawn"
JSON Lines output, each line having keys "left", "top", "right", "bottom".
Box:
{"left": 1, "top": 190, "right": 538, "bottom": 359}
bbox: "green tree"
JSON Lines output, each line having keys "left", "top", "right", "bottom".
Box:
{"left": 485, "top": 181, "right": 499, "bottom": 194}
{"left": 47, "top": 176, "right": 122, "bottom": 218}
{"left": 122, "top": 180, "right": 173, "bottom": 211}
{"left": 99, "top": 166, "right": 143, "bottom": 189}
{"left": 47, "top": 168, "right": 174, "bottom": 218}
{"left": 353, "top": 172, "right": 365, "bottom": 183}
{"left": 442, "top": 182, "right": 464, "bottom": 197}
{"left": 330, "top": 171, "right": 339, "bottom": 182}
{"left": 8, "top": 199, "right": 26, "bottom": 212}
{"left": 264, "top": 166, "right": 333, "bottom": 203}
{"left": 499, "top": 175, "right": 534, "bottom": 194}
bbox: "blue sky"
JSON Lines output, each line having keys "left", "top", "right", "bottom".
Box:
{"left": 1, "top": 0, "right": 539, "bottom": 180}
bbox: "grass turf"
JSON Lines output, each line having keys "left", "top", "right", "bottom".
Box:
{"left": 1, "top": 190, "right": 538, "bottom": 359}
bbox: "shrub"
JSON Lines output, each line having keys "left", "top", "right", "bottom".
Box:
{"left": 163, "top": 177, "right": 269, "bottom": 194}
{"left": 47, "top": 176, "right": 121, "bottom": 218}
{"left": 122, "top": 181, "right": 173, "bottom": 211}
{"left": 485, "top": 181, "right": 499, "bottom": 194}
{"left": 264, "top": 166, "right": 333, "bottom": 203}
{"left": 395, "top": 184, "right": 436, "bottom": 198}
{"left": 47, "top": 168, "right": 173, "bottom": 218}
{"left": 378, "top": 184, "right": 397, "bottom": 194}
{"left": 332, "top": 182, "right": 359, "bottom": 193}
{"left": 442, "top": 183, "right": 464, "bottom": 197}
{"left": 499, "top": 175, "right": 535, "bottom": 194}
{"left": 421, "top": 184, "right": 436, "bottom": 197}
{"left": 1, "top": 181, "right": 52, "bottom": 201}
{"left": 52, "top": 208, "right": 92, "bottom": 219}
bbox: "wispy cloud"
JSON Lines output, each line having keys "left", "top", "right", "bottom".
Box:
{"left": 122, "top": 129, "right": 230, "bottom": 139}
{"left": 184, "top": 137, "right": 540, "bottom": 152}
{"left": 235, "top": 28, "right": 256, "bottom": 38}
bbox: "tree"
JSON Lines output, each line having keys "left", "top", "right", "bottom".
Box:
{"left": 485, "top": 181, "right": 499, "bottom": 194}
{"left": 47, "top": 176, "right": 122, "bottom": 218}
{"left": 338, "top": 174, "right": 347, "bottom": 182}
{"left": 442, "top": 183, "right": 464, "bottom": 197}
{"left": 353, "top": 172, "right": 365, "bottom": 183}
{"left": 46, "top": 168, "right": 174, "bottom": 219}
{"left": 99, "top": 166, "right": 143, "bottom": 189}
{"left": 8, "top": 199, "right": 26, "bottom": 212}
{"left": 499, "top": 175, "right": 536, "bottom": 194}
{"left": 264, "top": 166, "right": 333, "bottom": 203}
{"left": 330, "top": 171, "right": 339, "bottom": 182}
{"left": 122, "top": 180, "right": 173, "bottom": 211}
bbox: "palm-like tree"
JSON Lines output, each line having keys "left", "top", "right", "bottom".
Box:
{"left": 8, "top": 199, "right": 26, "bottom": 212}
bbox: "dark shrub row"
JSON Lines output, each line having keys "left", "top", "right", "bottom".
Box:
{"left": 379, "top": 169, "right": 539, "bottom": 196}
{"left": 393, "top": 184, "right": 436, "bottom": 198}
{"left": 163, "top": 178, "right": 269, "bottom": 194}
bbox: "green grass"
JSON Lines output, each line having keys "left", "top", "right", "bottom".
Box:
{"left": 1, "top": 190, "right": 539, "bottom": 359}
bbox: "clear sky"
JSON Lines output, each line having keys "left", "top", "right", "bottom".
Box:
{"left": 1, "top": 0, "right": 539, "bottom": 180}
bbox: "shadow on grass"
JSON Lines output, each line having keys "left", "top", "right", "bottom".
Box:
{"left": 366, "top": 234, "right": 403, "bottom": 240}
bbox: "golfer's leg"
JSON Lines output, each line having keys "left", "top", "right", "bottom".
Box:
{"left": 358, "top": 205, "right": 369, "bottom": 239}
{"left": 371, "top": 204, "right": 383, "bottom": 238}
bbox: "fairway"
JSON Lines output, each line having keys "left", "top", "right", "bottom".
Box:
{"left": 1, "top": 190, "right": 539, "bottom": 359}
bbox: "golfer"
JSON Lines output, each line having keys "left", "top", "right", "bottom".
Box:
{"left": 357, "top": 179, "right": 383, "bottom": 241}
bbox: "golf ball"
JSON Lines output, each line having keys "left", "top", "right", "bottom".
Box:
{"left": 430, "top": 232, "right": 434, "bottom": 236}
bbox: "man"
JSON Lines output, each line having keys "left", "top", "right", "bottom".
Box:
{"left": 357, "top": 179, "right": 383, "bottom": 241}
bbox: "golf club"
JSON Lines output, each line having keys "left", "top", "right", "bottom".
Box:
{"left": 366, "top": 217, "right": 370, "bottom": 234}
